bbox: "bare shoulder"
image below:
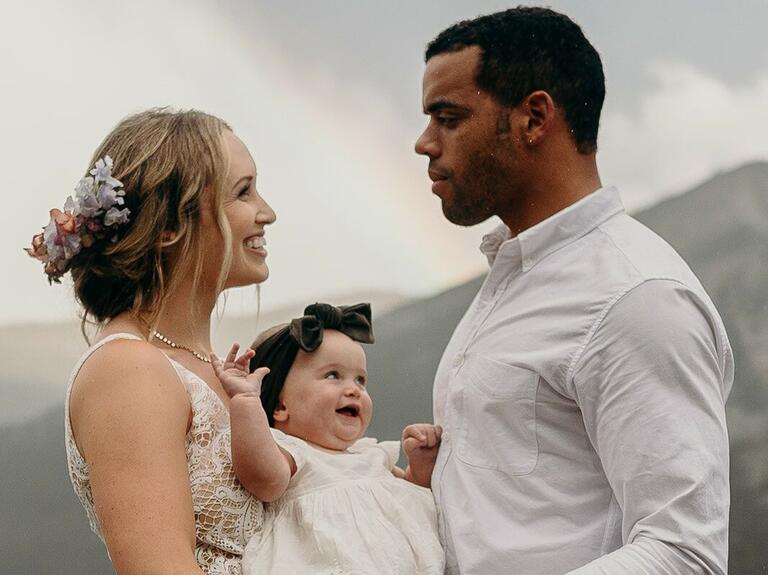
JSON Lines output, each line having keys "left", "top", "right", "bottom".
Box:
{"left": 70, "top": 338, "right": 191, "bottom": 459}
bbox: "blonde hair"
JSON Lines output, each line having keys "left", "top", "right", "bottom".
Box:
{"left": 69, "top": 107, "right": 235, "bottom": 336}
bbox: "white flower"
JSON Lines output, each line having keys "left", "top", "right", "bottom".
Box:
{"left": 43, "top": 217, "right": 58, "bottom": 252}
{"left": 63, "top": 195, "right": 77, "bottom": 214}
{"left": 62, "top": 231, "right": 82, "bottom": 260}
{"left": 78, "top": 193, "right": 102, "bottom": 218}
{"left": 90, "top": 155, "right": 122, "bottom": 188}
{"left": 75, "top": 176, "right": 94, "bottom": 198}
{"left": 74, "top": 176, "right": 101, "bottom": 217}
{"left": 103, "top": 206, "right": 131, "bottom": 227}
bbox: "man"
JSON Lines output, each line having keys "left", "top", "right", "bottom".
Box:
{"left": 415, "top": 7, "right": 732, "bottom": 575}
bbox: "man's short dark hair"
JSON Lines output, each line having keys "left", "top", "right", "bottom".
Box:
{"left": 426, "top": 6, "right": 605, "bottom": 154}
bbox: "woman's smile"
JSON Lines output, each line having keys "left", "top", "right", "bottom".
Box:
{"left": 244, "top": 234, "right": 267, "bottom": 257}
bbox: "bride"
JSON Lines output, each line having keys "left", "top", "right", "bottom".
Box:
{"left": 26, "top": 107, "right": 276, "bottom": 574}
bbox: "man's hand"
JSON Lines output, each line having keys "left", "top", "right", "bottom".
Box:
{"left": 211, "top": 343, "right": 270, "bottom": 399}
{"left": 402, "top": 423, "right": 443, "bottom": 488}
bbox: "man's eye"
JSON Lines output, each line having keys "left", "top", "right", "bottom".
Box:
{"left": 437, "top": 116, "right": 458, "bottom": 128}
{"left": 325, "top": 371, "right": 339, "bottom": 380}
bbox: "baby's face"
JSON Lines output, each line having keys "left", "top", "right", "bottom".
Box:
{"left": 273, "top": 329, "right": 372, "bottom": 451}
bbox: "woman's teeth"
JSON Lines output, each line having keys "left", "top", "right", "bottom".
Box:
{"left": 245, "top": 237, "right": 266, "bottom": 249}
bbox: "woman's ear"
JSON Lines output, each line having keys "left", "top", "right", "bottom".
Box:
{"left": 273, "top": 400, "right": 289, "bottom": 423}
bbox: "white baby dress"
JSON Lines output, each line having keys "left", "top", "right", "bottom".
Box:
{"left": 241, "top": 429, "right": 445, "bottom": 575}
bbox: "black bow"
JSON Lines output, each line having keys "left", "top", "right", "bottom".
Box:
{"left": 289, "top": 302, "right": 374, "bottom": 352}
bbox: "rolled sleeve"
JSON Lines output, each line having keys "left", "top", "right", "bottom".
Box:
{"left": 568, "top": 279, "right": 731, "bottom": 574}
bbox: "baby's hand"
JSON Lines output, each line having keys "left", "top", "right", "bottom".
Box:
{"left": 211, "top": 343, "right": 270, "bottom": 399}
{"left": 401, "top": 423, "right": 443, "bottom": 488}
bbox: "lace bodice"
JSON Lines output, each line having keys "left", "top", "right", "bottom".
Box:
{"left": 64, "top": 333, "right": 264, "bottom": 574}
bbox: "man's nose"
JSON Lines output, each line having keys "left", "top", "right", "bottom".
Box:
{"left": 415, "top": 127, "right": 439, "bottom": 158}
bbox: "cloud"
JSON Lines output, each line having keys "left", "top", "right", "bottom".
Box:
{"left": 2, "top": 0, "right": 488, "bottom": 325}
{"left": 599, "top": 61, "right": 768, "bottom": 211}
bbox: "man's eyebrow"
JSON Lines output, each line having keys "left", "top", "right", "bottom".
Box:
{"left": 424, "top": 100, "right": 471, "bottom": 115}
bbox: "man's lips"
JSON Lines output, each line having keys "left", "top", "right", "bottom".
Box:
{"left": 429, "top": 170, "right": 450, "bottom": 195}
{"left": 428, "top": 169, "right": 449, "bottom": 183}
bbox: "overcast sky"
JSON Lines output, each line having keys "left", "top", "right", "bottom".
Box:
{"left": 2, "top": 0, "right": 767, "bottom": 326}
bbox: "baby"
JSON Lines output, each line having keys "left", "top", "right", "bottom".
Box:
{"left": 212, "top": 302, "right": 444, "bottom": 575}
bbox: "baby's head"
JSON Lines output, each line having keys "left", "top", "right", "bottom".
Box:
{"left": 250, "top": 303, "right": 375, "bottom": 451}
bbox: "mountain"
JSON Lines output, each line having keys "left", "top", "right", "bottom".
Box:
{"left": 2, "top": 162, "right": 767, "bottom": 573}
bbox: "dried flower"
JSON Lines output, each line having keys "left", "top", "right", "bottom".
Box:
{"left": 25, "top": 156, "right": 131, "bottom": 283}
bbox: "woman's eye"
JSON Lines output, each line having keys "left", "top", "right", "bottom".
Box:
{"left": 324, "top": 371, "right": 339, "bottom": 380}
{"left": 238, "top": 186, "right": 251, "bottom": 198}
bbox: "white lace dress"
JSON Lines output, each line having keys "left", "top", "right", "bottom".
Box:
{"left": 241, "top": 429, "right": 445, "bottom": 575}
{"left": 64, "top": 333, "right": 263, "bottom": 575}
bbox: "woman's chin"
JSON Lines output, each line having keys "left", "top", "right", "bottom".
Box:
{"left": 224, "top": 267, "right": 269, "bottom": 289}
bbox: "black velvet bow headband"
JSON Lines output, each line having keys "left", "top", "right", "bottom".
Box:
{"left": 249, "top": 303, "right": 375, "bottom": 426}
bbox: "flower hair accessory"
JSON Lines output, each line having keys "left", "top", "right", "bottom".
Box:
{"left": 25, "top": 155, "right": 131, "bottom": 283}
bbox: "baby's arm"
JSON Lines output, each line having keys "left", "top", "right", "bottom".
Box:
{"left": 401, "top": 423, "right": 442, "bottom": 488}
{"left": 212, "top": 344, "right": 295, "bottom": 502}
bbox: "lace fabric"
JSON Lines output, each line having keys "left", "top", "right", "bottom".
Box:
{"left": 64, "top": 333, "right": 263, "bottom": 574}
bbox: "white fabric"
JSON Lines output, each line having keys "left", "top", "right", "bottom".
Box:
{"left": 241, "top": 429, "right": 444, "bottom": 575}
{"left": 64, "top": 333, "right": 264, "bottom": 575}
{"left": 432, "top": 187, "right": 733, "bottom": 575}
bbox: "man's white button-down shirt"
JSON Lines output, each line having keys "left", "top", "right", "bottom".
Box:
{"left": 432, "top": 187, "right": 733, "bottom": 574}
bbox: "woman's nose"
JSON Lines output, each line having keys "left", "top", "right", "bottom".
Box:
{"left": 256, "top": 195, "right": 276, "bottom": 224}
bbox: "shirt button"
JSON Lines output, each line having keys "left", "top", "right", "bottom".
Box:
{"left": 453, "top": 353, "right": 464, "bottom": 368}
{"left": 523, "top": 257, "right": 533, "bottom": 268}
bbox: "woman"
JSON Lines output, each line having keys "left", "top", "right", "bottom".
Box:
{"left": 26, "top": 108, "right": 276, "bottom": 574}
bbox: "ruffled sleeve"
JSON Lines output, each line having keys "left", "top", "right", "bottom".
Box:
{"left": 350, "top": 437, "right": 401, "bottom": 469}
{"left": 270, "top": 428, "right": 309, "bottom": 472}
{"left": 378, "top": 440, "right": 402, "bottom": 470}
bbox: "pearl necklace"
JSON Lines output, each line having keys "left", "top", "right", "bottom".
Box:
{"left": 151, "top": 330, "right": 212, "bottom": 364}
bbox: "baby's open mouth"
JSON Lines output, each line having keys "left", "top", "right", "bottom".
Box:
{"left": 336, "top": 406, "right": 359, "bottom": 417}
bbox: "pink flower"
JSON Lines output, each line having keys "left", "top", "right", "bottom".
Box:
{"left": 24, "top": 233, "right": 48, "bottom": 262}
{"left": 50, "top": 208, "right": 77, "bottom": 243}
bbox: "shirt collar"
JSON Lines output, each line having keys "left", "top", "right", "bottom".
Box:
{"left": 480, "top": 186, "right": 625, "bottom": 271}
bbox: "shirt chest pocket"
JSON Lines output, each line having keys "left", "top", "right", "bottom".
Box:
{"left": 455, "top": 354, "right": 539, "bottom": 476}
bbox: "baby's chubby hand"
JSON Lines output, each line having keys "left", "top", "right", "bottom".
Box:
{"left": 211, "top": 343, "right": 270, "bottom": 399}
{"left": 402, "top": 423, "right": 443, "bottom": 455}
{"left": 401, "top": 423, "right": 443, "bottom": 488}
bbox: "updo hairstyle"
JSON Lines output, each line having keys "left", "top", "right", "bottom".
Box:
{"left": 68, "top": 107, "right": 235, "bottom": 330}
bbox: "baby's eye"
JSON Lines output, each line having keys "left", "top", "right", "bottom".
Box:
{"left": 354, "top": 376, "right": 367, "bottom": 387}
{"left": 324, "top": 371, "right": 339, "bottom": 380}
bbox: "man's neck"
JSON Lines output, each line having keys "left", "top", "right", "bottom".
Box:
{"left": 500, "top": 151, "right": 602, "bottom": 236}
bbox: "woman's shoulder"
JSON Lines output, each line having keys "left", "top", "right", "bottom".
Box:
{"left": 75, "top": 332, "right": 180, "bottom": 390}
{"left": 69, "top": 331, "right": 191, "bottom": 444}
